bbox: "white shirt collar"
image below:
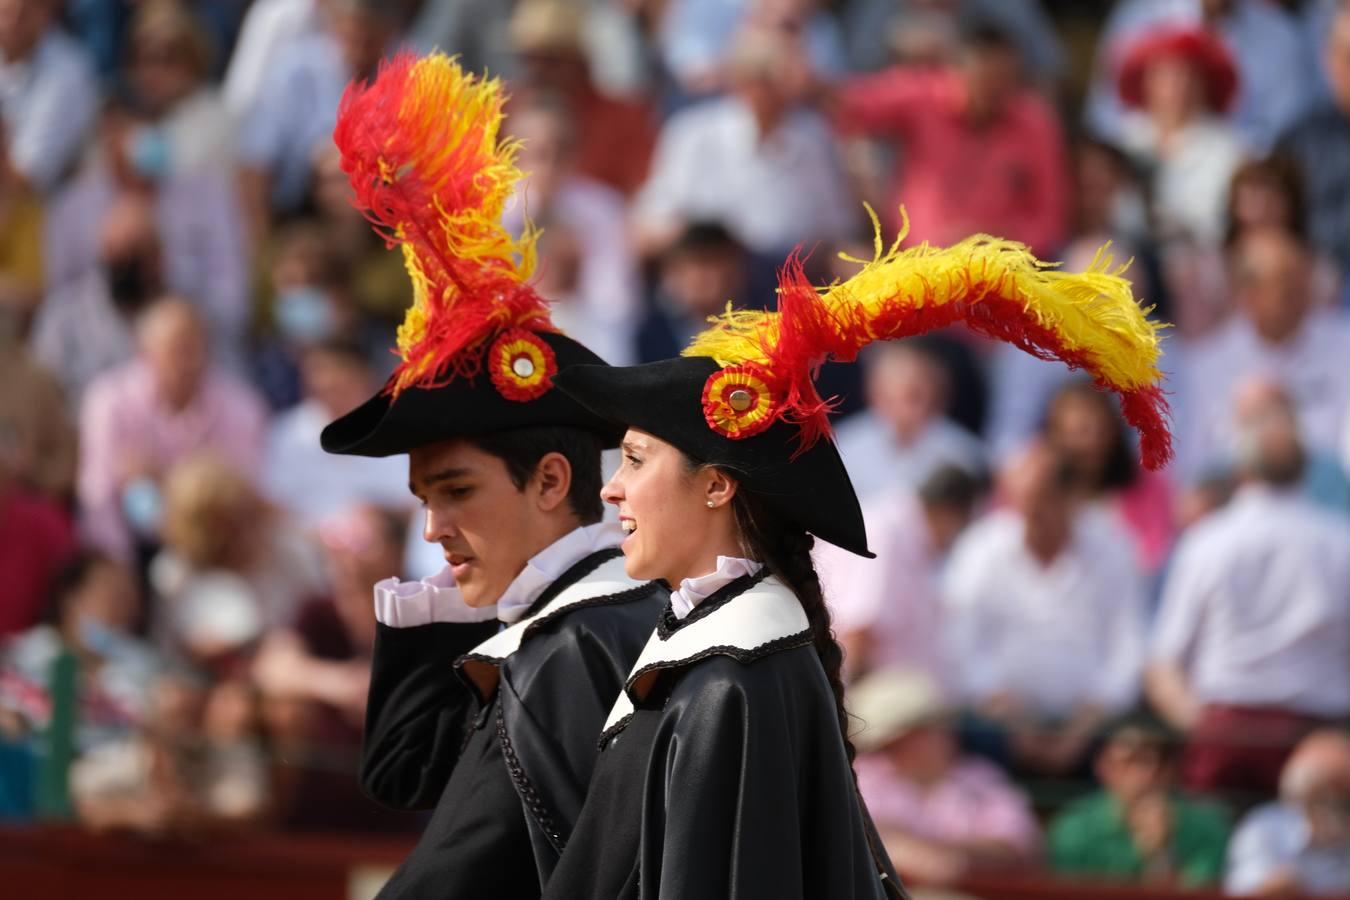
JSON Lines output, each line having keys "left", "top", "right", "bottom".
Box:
{"left": 496, "top": 522, "right": 624, "bottom": 624}
{"left": 670, "top": 556, "right": 764, "bottom": 620}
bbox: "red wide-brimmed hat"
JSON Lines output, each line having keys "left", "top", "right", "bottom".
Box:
{"left": 1118, "top": 27, "right": 1239, "bottom": 114}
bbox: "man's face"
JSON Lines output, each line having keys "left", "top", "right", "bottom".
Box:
{"left": 141, "top": 304, "right": 208, "bottom": 408}
{"left": 959, "top": 44, "right": 1019, "bottom": 120}
{"left": 663, "top": 249, "right": 746, "bottom": 318}
{"left": 1236, "top": 229, "right": 1312, "bottom": 344}
{"left": 865, "top": 349, "right": 943, "bottom": 443}
{"left": 408, "top": 440, "right": 544, "bottom": 608}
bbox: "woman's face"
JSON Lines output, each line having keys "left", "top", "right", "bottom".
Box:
{"left": 602, "top": 428, "right": 732, "bottom": 585}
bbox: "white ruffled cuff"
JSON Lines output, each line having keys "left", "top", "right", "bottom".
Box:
{"left": 372, "top": 567, "right": 499, "bottom": 627}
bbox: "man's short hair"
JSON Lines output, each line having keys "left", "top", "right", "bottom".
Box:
{"left": 917, "top": 464, "right": 982, "bottom": 512}
{"left": 468, "top": 425, "right": 605, "bottom": 523}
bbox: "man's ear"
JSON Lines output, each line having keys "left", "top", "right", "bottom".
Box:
{"left": 533, "top": 452, "right": 573, "bottom": 513}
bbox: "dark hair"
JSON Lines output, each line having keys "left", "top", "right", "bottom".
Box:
{"left": 302, "top": 337, "right": 372, "bottom": 371}
{"left": 1224, "top": 155, "right": 1310, "bottom": 248}
{"left": 1104, "top": 711, "right": 1183, "bottom": 764}
{"left": 958, "top": 16, "right": 1018, "bottom": 54}
{"left": 42, "top": 551, "right": 116, "bottom": 627}
{"left": 1043, "top": 380, "right": 1139, "bottom": 492}
{"left": 728, "top": 485, "right": 856, "bottom": 766}
{"left": 666, "top": 220, "right": 747, "bottom": 260}
{"left": 917, "top": 463, "right": 983, "bottom": 512}
{"left": 467, "top": 425, "right": 605, "bottom": 523}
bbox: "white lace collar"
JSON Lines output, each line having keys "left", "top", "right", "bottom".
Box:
{"left": 669, "top": 556, "right": 764, "bottom": 620}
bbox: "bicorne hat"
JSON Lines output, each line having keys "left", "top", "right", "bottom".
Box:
{"left": 556, "top": 211, "right": 1174, "bottom": 557}
{"left": 319, "top": 52, "right": 619, "bottom": 458}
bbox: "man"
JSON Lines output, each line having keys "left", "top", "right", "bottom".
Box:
{"left": 76, "top": 296, "right": 267, "bottom": 564}
{"left": 1049, "top": 714, "right": 1232, "bottom": 888}
{"left": 1176, "top": 226, "right": 1350, "bottom": 480}
{"left": 263, "top": 340, "right": 408, "bottom": 526}
{"left": 1278, "top": 0, "right": 1350, "bottom": 271}
{"left": 1146, "top": 399, "right": 1350, "bottom": 796}
{"left": 834, "top": 340, "right": 986, "bottom": 500}
{"left": 851, "top": 668, "right": 1041, "bottom": 885}
{"left": 633, "top": 25, "right": 856, "bottom": 258}
{"left": 1226, "top": 730, "right": 1350, "bottom": 896}
{"left": 319, "top": 54, "right": 665, "bottom": 898}
{"left": 943, "top": 441, "right": 1148, "bottom": 777}
{"left": 831, "top": 18, "right": 1068, "bottom": 256}
{"left": 0, "top": 0, "right": 97, "bottom": 194}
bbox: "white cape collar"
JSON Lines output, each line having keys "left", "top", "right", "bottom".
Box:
{"left": 601, "top": 574, "right": 810, "bottom": 739}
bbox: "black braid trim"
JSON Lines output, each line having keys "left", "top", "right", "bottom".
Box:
{"left": 596, "top": 712, "right": 635, "bottom": 751}
{"left": 495, "top": 702, "right": 567, "bottom": 854}
{"left": 654, "top": 568, "right": 769, "bottom": 640}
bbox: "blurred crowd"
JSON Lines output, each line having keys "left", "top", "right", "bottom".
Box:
{"left": 1, "top": 0, "right": 1349, "bottom": 895}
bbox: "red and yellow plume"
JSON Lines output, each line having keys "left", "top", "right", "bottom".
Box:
{"left": 333, "top": 52, "right": 553, "bottom": 394}
{"left": 684, "top": 210, "right": 1173, "bottom": 470}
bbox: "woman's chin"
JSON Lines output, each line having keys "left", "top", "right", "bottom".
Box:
{"left": 620, "top": 547, "right": 656, "bottom": 583}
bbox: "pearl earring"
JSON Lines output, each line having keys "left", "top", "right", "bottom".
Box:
{"left": 706, "top": 500, "right": 716, "bottom": 508}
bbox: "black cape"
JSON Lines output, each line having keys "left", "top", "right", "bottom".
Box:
{"left": 361, "top": 548, "right": 665, "bottom": 898}
{"left": 541, "top": 571, "right": 905, "bottom": 900}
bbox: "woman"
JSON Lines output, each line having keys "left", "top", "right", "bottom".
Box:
{"left": 1042, "top": 379, "right": 1174, "bottom": 579}
{"left": 541, "top": 226, "right": 1173, "bottom": 898}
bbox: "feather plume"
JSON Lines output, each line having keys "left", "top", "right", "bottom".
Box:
{"left": 685, "top": 208, "right": 1173, "bottom": 469}
{"left": 333, "top": 52, "right": 552, "bottom": 393}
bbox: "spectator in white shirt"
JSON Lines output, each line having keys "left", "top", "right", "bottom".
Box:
{"left": 0, "top": 0, "right": 98, "bottom": 194}
{"left": 943, "top": 441, "right": 1148, "bottom": 777}
{"left": 263, "top": 341, "right": 409, "bottom": 528}
{"left": 816, "top": 464, "right": 981, "bottom": 686}
{"left": 632, "top": 26, "right": 856, "bottom": 258}
{"left": 835, "top": 340, "right": 986, "bottom": 500}
{"left": 504, "top": 95, "right": 641, "bottom": 366}
{"left": 1176, "top": 226, "right": 1350, "bottom": 480}
{"left": 1147, "top": 409, "right": 1350, "bottom": 797}
{"left": 1226, "top": 730, "right": 1350, "bottom": 897}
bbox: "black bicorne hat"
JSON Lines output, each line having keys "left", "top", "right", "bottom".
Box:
{"left": 555, "top": 357, "right": 874, "bottom": 558}
{"left": 321, "top": 331, "right": 623, "bottom": 457}
{"left": 318, "top": 53, "right": 624, "bottom": 458}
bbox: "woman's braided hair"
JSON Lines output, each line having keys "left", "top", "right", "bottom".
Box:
{"left": 730, "top": 487, "right": 856, "bottom": 767}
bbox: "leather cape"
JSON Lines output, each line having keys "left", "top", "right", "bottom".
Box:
{"left": 360, "top": 549, "right": 664, "bottom": 897}
{"left": 541, "top": 572, "right": 907, "bottom": 900}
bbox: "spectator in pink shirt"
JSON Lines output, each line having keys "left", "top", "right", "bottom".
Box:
{"left": 77, "top": 296, "right": 267, "bottom": 564}
{"left": 830, "top": 19, "right": 1069, "bottom": 256}
{"left": 850, "top": 668, "right": 1041, "bottom": 886}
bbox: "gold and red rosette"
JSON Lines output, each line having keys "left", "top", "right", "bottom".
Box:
{"left": 488, "top": 328, "right": 557, "bottom": 402}
{"left": 701, "top": 364, "right": 782, "bottom": 439}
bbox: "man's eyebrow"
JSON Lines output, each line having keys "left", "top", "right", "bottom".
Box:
{"left": 410, "top": 467, "right": 474, "bottom": 494}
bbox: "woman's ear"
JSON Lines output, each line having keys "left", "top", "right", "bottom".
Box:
{"left": 533, "top": 452, "right": 573, "bottom": 513}
{"left": 704, "top": 468, "right": 738, "bottom": 509}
